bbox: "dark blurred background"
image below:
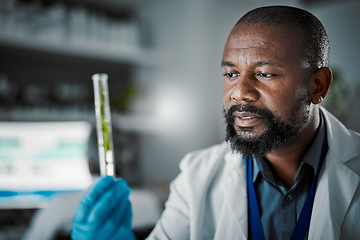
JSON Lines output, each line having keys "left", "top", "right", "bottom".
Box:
{"left": 0, "top": 0, "right": 359, "bottom": 239}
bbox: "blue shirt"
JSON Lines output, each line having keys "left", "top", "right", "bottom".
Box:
{"left": 253, "top": 115, "right": 325, "bottom": 240}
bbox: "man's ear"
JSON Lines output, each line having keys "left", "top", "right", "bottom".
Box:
{"left": 310, "top": 67, "right": 332, "bottom": 104}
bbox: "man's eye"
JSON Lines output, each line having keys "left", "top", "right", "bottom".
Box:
{"left": 256, "top": 72, "right": 277, "bottom": 78}
{"left": 223, "top": 72, "right": 238, "bottom": 79}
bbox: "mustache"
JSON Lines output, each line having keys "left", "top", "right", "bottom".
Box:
{"left": 225, "top": 104, "right": 276, "bottom": 125}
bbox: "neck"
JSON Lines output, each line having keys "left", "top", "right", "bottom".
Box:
{"left": 265, "top": 110, "right": 320, "bottom": 188}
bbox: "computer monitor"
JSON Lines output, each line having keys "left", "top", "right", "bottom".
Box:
{"left": 0, "top": 121, "right": 93, "bottom": 209}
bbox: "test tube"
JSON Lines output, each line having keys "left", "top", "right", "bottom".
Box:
{"left": 92, "top": 73, "right": 115, "bottom": 177}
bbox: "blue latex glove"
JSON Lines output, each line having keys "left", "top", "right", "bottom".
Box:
{"left": 71, "top": 176, "right": 136, "bottom": 240}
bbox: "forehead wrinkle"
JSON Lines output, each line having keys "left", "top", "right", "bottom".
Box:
{"left": 227, "top": 33, "right": 267, "bottom": 47}
{"left": 222, "top": 50, "right": 283, "bottom": 69}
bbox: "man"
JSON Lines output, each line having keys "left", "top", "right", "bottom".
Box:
{"left": 71, "top": 6, "right": 360, "bottom": 240}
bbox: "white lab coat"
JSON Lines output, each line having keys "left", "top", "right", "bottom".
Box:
{"left": 148, "top": 107, "right": 360, "bottom": 240}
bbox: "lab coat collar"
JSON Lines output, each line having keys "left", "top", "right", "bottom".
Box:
{"left": 308, "top": 107, "right": 360, "bottom": 239}
{"left": 321, "top": 106, "right": 360, "bottom": 164}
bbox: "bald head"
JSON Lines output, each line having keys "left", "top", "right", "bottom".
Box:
{"left": 236, "top": 6, "right": 330, "bottom": 70}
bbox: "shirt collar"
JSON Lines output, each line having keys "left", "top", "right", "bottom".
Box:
{"left": 294, "top": 112, "right": 325, "bottom": 181}
{"left": 252, "top": 156, "right": 262, "bottom": 183}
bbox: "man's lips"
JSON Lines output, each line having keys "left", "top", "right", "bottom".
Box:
{"left": 233, "top": 111, "right": 262, "bottom": 127}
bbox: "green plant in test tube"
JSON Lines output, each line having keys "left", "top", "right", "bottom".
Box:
{"left": 99, "top": 83, "right": 111, "bottom": 161}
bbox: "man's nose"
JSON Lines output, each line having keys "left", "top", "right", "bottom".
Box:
{"left": 230, "top": 74, "right": 259, "bottom": 104}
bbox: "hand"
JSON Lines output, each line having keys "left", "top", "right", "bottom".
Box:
{"left": 71, "top": 176, "right": 136, "bottom": 240}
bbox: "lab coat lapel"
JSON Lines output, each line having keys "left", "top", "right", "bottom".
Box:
{"left": 217, "top": 150, "right": 248, "bottom": 240}
{"left": 308, "top": 152, "right": 360, "bottom": 240}
{"left": 308, "top": 108, "right": 360, "bottom": 239}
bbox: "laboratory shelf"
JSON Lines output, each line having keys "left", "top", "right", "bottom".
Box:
{"left": 0, "top": 0, "right": 166, "bottom": 126}
{"left": 0, "top": 35, "right": 164, "bottom": 67}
